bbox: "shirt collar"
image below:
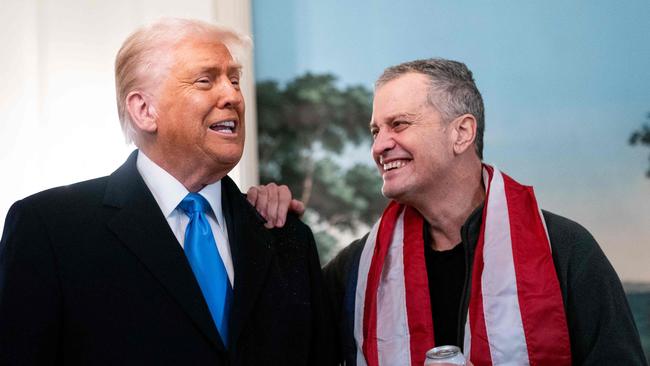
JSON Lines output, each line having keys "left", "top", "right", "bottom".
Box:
{"left": 136, "top": 150, "right": 224, "bottom": 226}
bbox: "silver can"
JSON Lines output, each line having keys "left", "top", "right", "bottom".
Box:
{"left": 424, "top": 345, "right": 466, "bottom": 365}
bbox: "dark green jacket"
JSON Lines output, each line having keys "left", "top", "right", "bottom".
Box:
{"left": 323, "top": 206, "right": 647, "bottom": 365}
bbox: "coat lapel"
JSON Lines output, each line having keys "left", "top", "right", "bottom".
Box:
{"left": 103, "top": 151, "right": 224, "bottom": 351}
{"left": 220, "top": 176, "right": 275, "bottom": 348}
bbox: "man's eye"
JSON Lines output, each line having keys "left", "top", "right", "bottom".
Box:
{"left": 230, "top": 78, "right": 240, "bottom": 85}
{"left": 196, "top": 78, "right": 211, "bottom": 86}
{"left": 370, "top": 129, "right": 379, "bottom": 139}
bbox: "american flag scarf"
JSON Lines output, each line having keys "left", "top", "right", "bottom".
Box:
{"left": 352, "top": 165, "right": 571, "bottom": 366}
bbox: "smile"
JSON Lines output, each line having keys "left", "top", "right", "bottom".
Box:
{"left": 383, "top": 159, "right": 410, "bottom": 171}
{"left": 209, "top": 120, "right": 236, "bottom": 134}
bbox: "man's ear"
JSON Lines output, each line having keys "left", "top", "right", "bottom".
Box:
{"left": 125, "top": 91, "right": 158, "bottom": 134}
{"left": 452, "top": 114, "right": 477, "bottom": 155}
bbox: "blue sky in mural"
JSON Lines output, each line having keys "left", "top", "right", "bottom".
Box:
{"left": 252, "top": 0, "right": 650, "bottom": 281}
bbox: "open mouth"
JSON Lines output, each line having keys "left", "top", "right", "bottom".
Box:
{"left": 209, "top": 120, "right": 237, "bottom": 134}
{"left": 383, "top": 159, "right": 410, "bottom": 171}
{"left": 379, "top": 155, "right": 412, "bottom": 173}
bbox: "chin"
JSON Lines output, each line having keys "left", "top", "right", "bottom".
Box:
{"left": 383, "top": 185, "right": 420, "bottom": 207}
{"left": 381, "top": 185, "right": 401, "bottom": 201}
{"left": 215, "top": 158, "right": 240, "bottom": 173}
{"left": 210, "top": 146, "right": 243, "bottom": 162}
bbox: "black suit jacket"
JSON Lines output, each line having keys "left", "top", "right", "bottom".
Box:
{"left": 0, "top": 151, "right": 335, "bottom": 365}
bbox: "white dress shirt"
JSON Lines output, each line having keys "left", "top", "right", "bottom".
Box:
{"left": 136, "top": 151, "right": 234, "bottom": 286}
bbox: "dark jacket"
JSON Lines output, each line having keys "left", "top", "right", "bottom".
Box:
{"left": 0, "top": 151, "right": 335, "bottom": 365}
{"left": 323, "top": 206, "right": 647, "bottom": 365}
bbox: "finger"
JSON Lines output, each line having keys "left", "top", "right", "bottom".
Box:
{"left": 275, "top": 185, "right": 292, "bottom": 227}
{"left": 246, "top": 186, "right": 259, "bottom": 206}
{"left": 249, "top": 186, "right": 273, "bottom": 226}
{"left": 266, "top": 183, "right": 280, "bottom": 226}
{"left": 256, "top": 185, "right": 269, "bottom": 220}
{"left": 290, "top": 199, "right": 306, "bottom": 217}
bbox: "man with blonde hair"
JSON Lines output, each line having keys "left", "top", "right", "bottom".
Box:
{"left": 0, "top": 18, "right": 334, "bottom": 365}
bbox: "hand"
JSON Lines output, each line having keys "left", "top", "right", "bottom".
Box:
{"left": 246, "top": 183, "right": 305, "bottom": 228}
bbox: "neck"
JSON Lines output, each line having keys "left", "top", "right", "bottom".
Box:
{"left": 414, "top": 161, "right": 485, "bottom": 251}
{"left": 139, "top": 147, "right": 225, "bottom": 192}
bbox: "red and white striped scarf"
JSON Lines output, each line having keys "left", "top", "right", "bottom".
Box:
{"left": 353, "top": 165, "right": 571, "bottom": 366}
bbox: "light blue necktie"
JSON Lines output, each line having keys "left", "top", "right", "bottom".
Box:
{"left": 178, "top": 193, "right": 232, "bottom": 347}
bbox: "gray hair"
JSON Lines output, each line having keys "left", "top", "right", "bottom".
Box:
{"left": 376, "top": 58, "right": 485, "bottom": 159}
{"left": 114, "top": 17, "right": 252, "bottom": 144}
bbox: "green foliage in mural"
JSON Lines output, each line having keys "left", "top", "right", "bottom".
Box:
{"left": 629, "top": 112, "right": 650, "bottom": 178}
{"left": 256, "top": 73, "right": 387, "bottom": 259}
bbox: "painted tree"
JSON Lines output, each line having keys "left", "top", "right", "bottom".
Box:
{"left": 629, "top": 112, "right": 650, "bottom": 178}
{"left": 256, "top": 73, "right": 387, "bottom": 260}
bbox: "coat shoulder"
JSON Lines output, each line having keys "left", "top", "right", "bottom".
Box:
{"left": 269, "top": 213, "right": 317, "bottom": 253}
{"left": 542, "top": 210, "right": 597, "bottom": 251}
{"left": 17, "top": 176, "right": 109, "bottom": 214}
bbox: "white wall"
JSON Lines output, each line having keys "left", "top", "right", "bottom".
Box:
{"left": 0, "top": 0, "right": 258, "bottom": 235}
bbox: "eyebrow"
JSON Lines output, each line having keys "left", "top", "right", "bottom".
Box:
{"left": 369, "top": 112, "right": 417, "bottom": 128}
{"left": 392, "top": 112, "right": 417, "bottom": 120}
{"left": 195, "top": 63, "right": 242, "bottom": 76}
{"left": 228, "top": 63, "right": 243, "bottom": 75}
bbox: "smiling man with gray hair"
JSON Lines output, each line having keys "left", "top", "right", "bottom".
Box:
{"left": 0, "top": 18, "right": 334, "bottom": 365}
{"left": 249, "top": 58, "right": 647, "bottom": 365}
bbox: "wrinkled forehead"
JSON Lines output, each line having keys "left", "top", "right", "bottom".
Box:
{"left": 140, "top": 34, "right": 241, "bottom": 89}
{"left": 170, "top": 36, "right": 240, "bottom": 68}
{"left": 372, "top": 76, "right": 431, "bottom": 116}
{"left": 186, "top": 28, "right": 248, "bottom": 64}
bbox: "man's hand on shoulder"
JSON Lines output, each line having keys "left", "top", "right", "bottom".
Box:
{"left": 246, "top": 183, "right": 305, "bottom": 229}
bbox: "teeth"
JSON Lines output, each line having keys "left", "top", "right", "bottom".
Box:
{"left": 383, "top": 160, "right": 408, "bottom": 171}
{"left": 210, "top": 120, "right": 236, "bottom": 133}
{"left": 211, "top": 120, "right": 235, "bottom": 127}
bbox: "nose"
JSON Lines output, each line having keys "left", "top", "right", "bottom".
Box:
{"left": 371, "top": 129, "right": 396, "bottom": 157}
{"left": 215, "top": 78, "right": 243, "bottom": 109}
